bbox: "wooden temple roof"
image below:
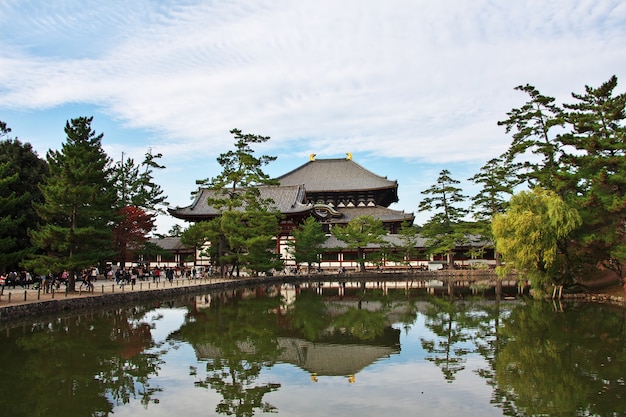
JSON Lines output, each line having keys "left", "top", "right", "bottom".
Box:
{"left": 277, "top": 158, "right": 398, "bottom": 194}
{"left": 329, "top": 206, "right": 414, "bottom": 224}
{"left": 169, "top": 184, "right": 312, "bottom": 221}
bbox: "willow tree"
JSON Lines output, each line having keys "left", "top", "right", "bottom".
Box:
{"left": 492, "top": 188, "right": 581, "bottom": 293}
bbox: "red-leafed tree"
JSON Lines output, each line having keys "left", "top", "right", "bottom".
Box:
{"left": 113, "top": 206, "right": 156, "bottom": 268}
{"left": 111, "top": 150, "right": 168, "bottom": 267}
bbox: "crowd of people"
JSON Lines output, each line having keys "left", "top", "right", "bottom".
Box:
{"left": 0, "top": 265, "right": 216, "bottom": 294}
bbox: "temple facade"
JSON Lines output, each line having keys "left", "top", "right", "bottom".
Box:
{"left": 168, "top": 155, "right": 494, "bottom": 272}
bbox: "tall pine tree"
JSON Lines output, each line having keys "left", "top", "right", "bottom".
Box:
{"left": 26, "top": 116, "right": 117, "bottom": 290}
{"left": 197, "top": 129, "right": 282, "bottom": 277}
{"left": 418, "top": 169, "right": 469, "bottom": 266}
{"left": 560, "top": 76, "right": 626, "bottom": 280}
{"left": 497, "top": 85, "right": 564, "bottom": 191}
{"left": 0, "top": 125, "right": 48, "bottom": 271}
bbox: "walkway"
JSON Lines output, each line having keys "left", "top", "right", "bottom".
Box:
{"left": 0, "top": 276, "right": 232, "bottom": 309}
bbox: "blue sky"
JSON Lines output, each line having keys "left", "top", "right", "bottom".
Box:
{"left": 1, "top": 0, "right": 624, "bottom": 233}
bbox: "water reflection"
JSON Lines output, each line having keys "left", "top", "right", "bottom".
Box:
{"left": 0, "top": 282, "right": 624, "bottom": 416}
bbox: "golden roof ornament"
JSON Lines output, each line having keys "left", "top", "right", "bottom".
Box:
{"left": 346, "top": 152, "right": 352, "bottom": 160}
{"left": 310, "top": 153, "right": 316, "bottom": 161}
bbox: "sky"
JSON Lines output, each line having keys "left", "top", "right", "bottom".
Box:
{"left": 1, "top": 0, "right": 624, "bottom": 234}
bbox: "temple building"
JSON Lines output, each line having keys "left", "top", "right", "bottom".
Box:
{"left": 168, "top": 154, "right": 493, "bottom": 272}
{"left": 169, "top": 154, "right": 413, "bottom": 233}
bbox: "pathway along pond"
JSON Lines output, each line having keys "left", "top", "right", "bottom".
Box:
{"left": 0, "top": 280, "right": 624, "bottom": 417}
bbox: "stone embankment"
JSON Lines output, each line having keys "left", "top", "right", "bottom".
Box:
{"left": 0, "top": 275, "right": 295, "bottom": 321}
{"left": 561, "top": 292, "right": 626, "bottom": 306}
{"left": 1, "top": 271, "right": 624, "bottom": 322}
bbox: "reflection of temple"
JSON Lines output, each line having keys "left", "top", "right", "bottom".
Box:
{"left": 193, "top": 331, "right": 400, "bottom": 377}
{"left": 167, "top": 155, "right": 495, "bottom": 270}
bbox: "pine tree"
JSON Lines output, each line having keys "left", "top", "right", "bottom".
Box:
{"left": 418, "top": 169, "right": 469, "bottom": 266}
{"left": 197, "top": 129, "right": 282, "bottom": 277}
{"left": 112, "top": 149, "right": 168, "bottom": 212}
{"left": 560, "top": 75, "right": 626, "bottom": 280}
{"left": 331, "top": 215, "right": 387, "bottom": 272}
{"left": 498, "top": 85, "right": 565, "bottom": 191}
{"left": 287, "top": 216, "right": 328, "bottom": 273}
{"left": 0, "top": 128, "right": 48, "bottom": 271}
{"left": 468, "top": 156, "right": 521, "bottom": 260}
{"left": 25, "top": 116, "right": 118, "bottom": 290}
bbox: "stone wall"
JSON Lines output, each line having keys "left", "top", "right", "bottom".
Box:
{"left": 2, "top": 271, "right": 622, "bottom": 322}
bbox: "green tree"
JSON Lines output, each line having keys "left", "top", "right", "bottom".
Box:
{"left": 197, "top": 129, "right": 282, "bottom": 277}
{"left": 112, "top": 149, "right": 168, "bottom": 212}
{"left": 492, "top": 187, "right": 582, "bottom": 293}
{"left": 180, "top": 221, "right": 210, "bottom": 252}
{"left": 111, "top": 150, "right": 168, "bottom": 267}
{"left": 560, "top": 75, "right": 626, "bottom": 280}
{"left": 26, "top": 116, "right": 118, "bottom": 289}
{"left": 167, "top": 223, "right": 184, "bottom": 237}
{"left": 418, "top": 169, "right": 469, "bottom": 266}
{"left": 389, "top": 221, "right": 421, "bottom": 268}
{"left": 286, "top": 216, "right": 328, "bottom": 273}
{"left": 0, "top": 162, "right": 27, "bottom": 271}
{"left": 468, "top": 156, "right": 521, "bottom": 271}
{"left": 0, "top": 129, "right": 48, "bottom": 272}
{"left": 497, "top": 84, "right": 565, "bottom": 191}
{"left": 331, "top": 215, "right": 388, "bottom": 272}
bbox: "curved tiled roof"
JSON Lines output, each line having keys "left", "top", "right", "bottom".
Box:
{"left": 169, "top": 184, "right": 312, "bottom": 220}
{"left": 322, "top": 233, "right": 430, "bottom": 249}
{"left": 277, "top": 158, "right": 397, "bottom": 192}
{"left": 331, "top": 206, "right": 414, "bottom": 224}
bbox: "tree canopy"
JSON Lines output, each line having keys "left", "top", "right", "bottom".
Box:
{"left": 418, "top": 169, "right": 470, "bottom": 266}
{"left": 286, "top": 216, "right": 328, "bottom": 273}
{"left": 331, "top": 215, "right": 388, "bottom": 272}
{"left": 25, "top": 116, "right": 118, "bottom": 288}
{"left": 0, "top": 127, "right": 48, "bottom": 272}
{"left": 495, "top": 75, "right": 626, "bottom": 282}
{"left": 195, "top": 129, "right": 282, "bottom": 277}
{"left": 492, "top": 187, "right": 582, "bottom": 291}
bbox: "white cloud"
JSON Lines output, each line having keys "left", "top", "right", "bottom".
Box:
{"left": 1, "top": 0, "right": 625, "bottom": 232}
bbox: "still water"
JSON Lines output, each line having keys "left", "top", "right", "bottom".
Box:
{"left": 0, "top": 282, "right": 624, "bottom": 417}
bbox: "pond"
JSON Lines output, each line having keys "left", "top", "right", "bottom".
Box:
{"left": 0, "top": 281, "right": 624, "bottom": 417}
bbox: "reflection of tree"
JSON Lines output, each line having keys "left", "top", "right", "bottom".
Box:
{"left": 332, "top": 306, "right": 388, "bottom": 341}
{"left": 489, "top": 301, "right": 626, "bottom": 417}
{"left": 286, "top": 291, "right": 331, "bottom": 341}
{"left": 175, "top": 291, "right": 284, "bottom": 416}
{"left": 0, "top": 307, "right": 162, "bottom": 417}
{"left": 420, "top": 298, "right": 480, "bottom": 382}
